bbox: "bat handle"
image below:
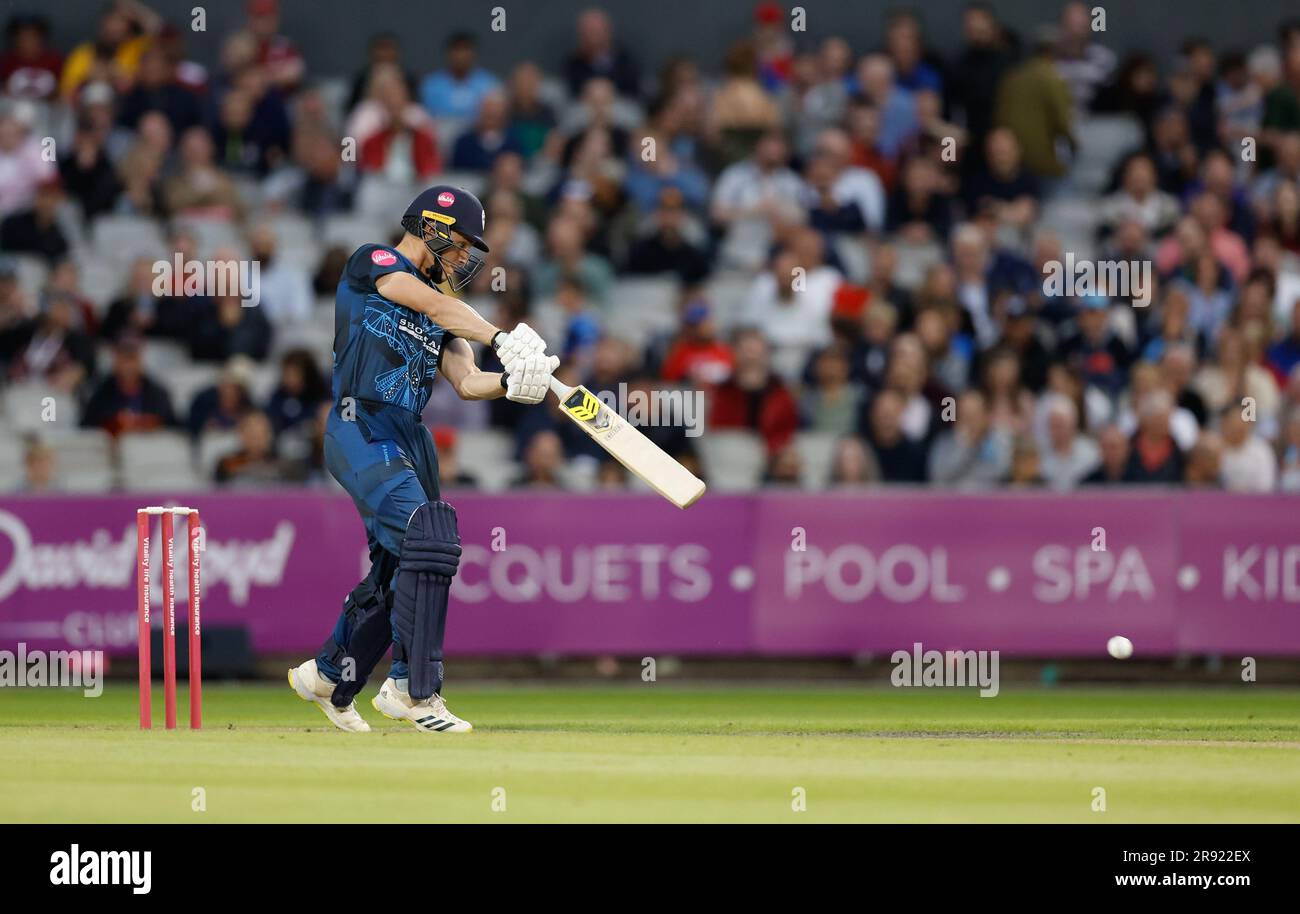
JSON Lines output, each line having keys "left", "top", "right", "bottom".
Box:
{"left": 549, "top": 375, "right": 571, "bottom": 399}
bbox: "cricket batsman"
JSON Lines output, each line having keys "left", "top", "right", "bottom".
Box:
{"left": 288, "top": 185, "right": 557, "bottom": 733}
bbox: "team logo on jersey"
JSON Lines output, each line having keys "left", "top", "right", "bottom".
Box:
{"left": 437, "top": 191, "right": 456, "bottom": 207}
{"left": 371, "top": 249, "right": 397, "bottom": 266}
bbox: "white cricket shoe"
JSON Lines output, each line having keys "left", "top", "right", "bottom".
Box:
{"left": 287, "top": 659, "right": 371, "bottom": 732}
{"left": 371, "top": 678, "right": 473, "bottom": 733}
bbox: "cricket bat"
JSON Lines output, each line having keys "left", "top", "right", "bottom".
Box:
{"left": 550, "top": 376, "right": 706, "bottom": 508}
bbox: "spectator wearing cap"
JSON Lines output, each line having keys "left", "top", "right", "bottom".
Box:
{"left": 0, "top": 175, "right": 69, "bottom": 262}
{"left": 985, "top": 295, "right": 1050, "bottom": 392}
{"left": 660, "top": 300, "right": 734, "bottom": 389}
{"left": 564, "top": 8, "right": 640, "bottom": 98}
{"left": 240, "top": 0, "right": 304, "bottom": 93}
{"left": 420, "top": 32, "right": 501, "bottom": 120}
{"left": 81, "top": 336, "right": 176, "bottom": 435}
{"left": 1219, "top": 404, "right": 1277, "bottom": 491}
{"left": 710, "top": 328, "right": 798, "bottom": 454}
{"left": 1059, "top": 296, "right": 1133, "bottom": 400}
{"left": 928, "top": 389, "right": 1010, "bottom": 488}
{"left": 0, "top": 14, "right": 61, "bottom": 100}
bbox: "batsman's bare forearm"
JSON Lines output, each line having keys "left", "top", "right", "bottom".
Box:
{"left": 375, "top": 272, "right": 498, "bottom": 344}
{"left": 457, "top": 371, "right": 507, "bottom": 400}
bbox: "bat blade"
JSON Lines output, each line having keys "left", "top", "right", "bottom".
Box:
{"left": 551, "top": 379, "right": 705, "bottom": 508}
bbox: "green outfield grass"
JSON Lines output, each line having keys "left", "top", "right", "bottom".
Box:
{"left": 1, "top": 682, "right": 1298, "bottom": 822}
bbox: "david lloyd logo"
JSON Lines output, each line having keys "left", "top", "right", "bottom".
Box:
{"left": 50, "top": 845, "right": 151, "bottom": 894}
{"left": 0, "top": 510, "right": 294, "bottom": 605}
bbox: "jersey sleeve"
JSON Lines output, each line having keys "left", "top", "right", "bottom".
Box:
{"left": 345, "top": 244, "right": 408, "bottom": 292}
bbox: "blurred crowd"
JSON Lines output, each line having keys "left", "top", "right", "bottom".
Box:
{"left": 3, "top": 0, "right": 1300, "bottom": 493}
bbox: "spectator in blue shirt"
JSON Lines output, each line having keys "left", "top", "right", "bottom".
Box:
{"left": 419, "top": 32, "right": 500, "bottom": 119}
{"left": 452, "top": 90, "right": 523, "bottom": 172}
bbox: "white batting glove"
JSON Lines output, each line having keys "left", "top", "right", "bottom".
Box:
{"left": 506, "top": 354, "right": 560, "bottom": 404}
{"left": 492, "top": 322, "right": 549, "bottom": 375}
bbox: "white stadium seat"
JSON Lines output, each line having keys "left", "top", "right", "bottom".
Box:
{"left": 794, "top": 432, "right": 840, "bottom": 489}
{"left": 118, "top": 430, "right": 199, "bottom": 491}
{"left": 697, "top": 430, "right": 766, "bottom": 492}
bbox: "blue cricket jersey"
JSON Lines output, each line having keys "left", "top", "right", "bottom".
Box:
{"left": 332, "top": 244, "right": 450, "bottom": 441}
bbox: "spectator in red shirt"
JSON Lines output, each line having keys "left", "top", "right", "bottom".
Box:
{"left": 660, "top": 299, "right": 734, "bottom": 388}
{"left": 0, "top": 14, "right": 61, "bottom": 100}
{"left": 351, "top": 63, "right": 442, "bottom": 180}
{"left": 708, "top": 327, "right": 798, "bottom": 453}
{"left": 242, "top": 0, "right": 303, "bottom": 93}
